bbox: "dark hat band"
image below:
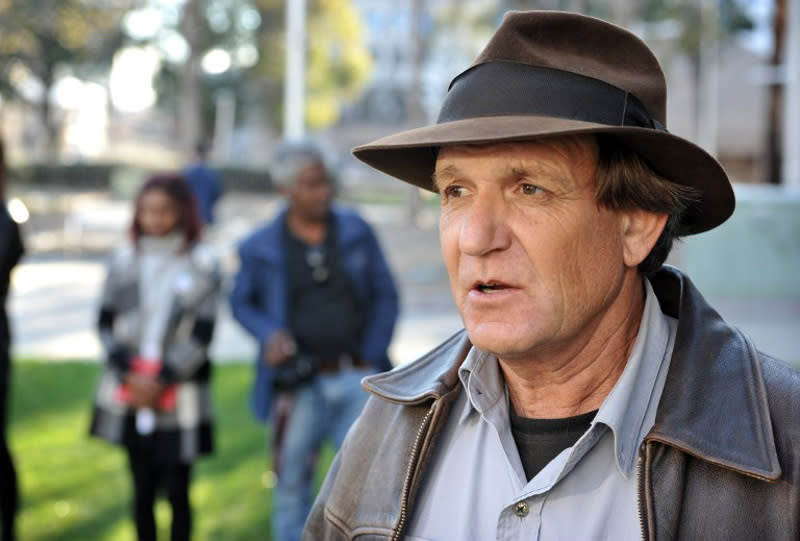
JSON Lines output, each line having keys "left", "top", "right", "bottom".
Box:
{"left": 438, "top": 61, "right": 666, "bottom": 132}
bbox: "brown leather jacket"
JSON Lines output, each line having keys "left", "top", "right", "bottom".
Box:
{"left": 304, "top": 267, "right": 800, "bottom": 540}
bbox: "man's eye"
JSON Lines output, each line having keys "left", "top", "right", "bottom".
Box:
{"left": 521, "top": 183, "right": 542, "bottom": 195}
{"left": 443, "top": 185, "right": 465, "bottom": 198}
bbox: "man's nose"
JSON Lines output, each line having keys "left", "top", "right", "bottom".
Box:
{"left": 458, "top": 193, "right": 511, "bottom": 257}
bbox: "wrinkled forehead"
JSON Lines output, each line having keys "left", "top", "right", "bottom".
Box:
{"left": 433, "top": 135, "right": 599, "bottom": 188}
{"left": 437, "top": 135, "right": 597, "bottom": 162}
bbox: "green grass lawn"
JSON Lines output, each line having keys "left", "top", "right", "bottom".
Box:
{"left": 6, "top": 361, "right": 333, "bottom": 541}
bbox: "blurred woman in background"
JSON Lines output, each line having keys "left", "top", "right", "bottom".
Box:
{"left": 0, "top": 137, "right": 23, "bottom": 541}
{"left": 90, "top": 174, "right": 219, "bottom": 541}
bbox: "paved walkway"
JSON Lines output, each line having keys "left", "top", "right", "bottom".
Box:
{"left": 8, "top": 192, "right": 799, "bottom": 365}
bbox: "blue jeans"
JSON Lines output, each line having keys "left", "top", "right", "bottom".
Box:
{"left": 271, "top": 367, "right": 371, "bottom": 541}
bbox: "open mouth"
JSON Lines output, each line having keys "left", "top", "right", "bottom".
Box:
{"left": 474, "top": 282, "right": 510, "bottom": 293}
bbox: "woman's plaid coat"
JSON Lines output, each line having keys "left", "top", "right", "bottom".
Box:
{"left": 89, "top": 241, "right": 220, "bottom": 463}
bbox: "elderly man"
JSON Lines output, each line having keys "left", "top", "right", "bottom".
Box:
{"left": 230, "top": 140, "right": 399, "bottom": 541}
{"left": 304, "top": 11, "right": 799, "bottom": 540}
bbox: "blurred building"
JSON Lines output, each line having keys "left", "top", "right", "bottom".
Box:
{"left": 662, "top": 40, "right": 771, "bottom": 183}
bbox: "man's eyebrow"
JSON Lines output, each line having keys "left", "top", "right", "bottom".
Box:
{"left": 510, "top": 166, "right": 532, "bottom": 178}
{"left": 431, "top": 165, "right": 459, "bottom": 191}
{"left": 510, "top": 164, "right": 554, "bottom": 179}
{"left": 509, "top": 163, "right": 573, "bottom": 188}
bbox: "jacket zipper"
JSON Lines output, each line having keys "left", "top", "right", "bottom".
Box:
{"left": 637, "top": 442, "right": 650, "bottom": 541}
{"left": 391, "top": 401, "right": 436, "bottom": 541}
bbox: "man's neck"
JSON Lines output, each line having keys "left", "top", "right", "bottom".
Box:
{"left": 286, "top": 209, "right": 328, "bottom": 245}
{"left": 500, "top": 274, "right": 646, "bottom": 419}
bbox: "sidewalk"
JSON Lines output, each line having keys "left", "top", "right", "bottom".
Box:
{"left": 8, "top": 191, "right": 799, "bottom": 365}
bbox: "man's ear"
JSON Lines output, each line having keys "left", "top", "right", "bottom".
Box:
{"left": 620, "top": 209, "right": 668, "bottom": 268}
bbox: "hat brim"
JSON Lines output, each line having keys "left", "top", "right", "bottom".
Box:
{"left": 353, "top": 116, "right": 734, "bottom": 234}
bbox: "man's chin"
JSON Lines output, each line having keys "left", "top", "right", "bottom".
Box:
{"left": 466, "top": 328, "right": 533, "bottom": 360}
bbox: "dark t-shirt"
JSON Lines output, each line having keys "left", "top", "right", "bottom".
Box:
{"left": 285, "top": 219, "right": 364, "bottom": 360}
{"left": 510, "top": 407, "right": 598, "bottom": 480}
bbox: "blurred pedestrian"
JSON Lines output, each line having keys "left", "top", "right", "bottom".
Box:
{"left": 0, "top": 137, "right": 23, "bottom": 541}
{"left": 305, "top": 10, "right": 800, "bottom": 540}
{"left": 230, "top": 139, "right": 399, "bottom": 541}
{"left": 90, "top": 174, "right": 220, "bottom": 541}
{"left": 183, "top": 140, "right": 222, "bottom": 226}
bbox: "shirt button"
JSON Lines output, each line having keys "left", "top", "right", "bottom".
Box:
{"left": 514, "top": 501, "right": 529, "bottom": 517}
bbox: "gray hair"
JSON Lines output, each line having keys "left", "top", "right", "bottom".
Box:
{"left": 270, "top": 139, "right": 329, "bottom": 188}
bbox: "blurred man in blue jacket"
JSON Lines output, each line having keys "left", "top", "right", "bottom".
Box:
{"left": 183, "top": 140, "right": 222, "bottom": 225}
{"left": 230, "top": 139, "right": 398, "bottom": 541}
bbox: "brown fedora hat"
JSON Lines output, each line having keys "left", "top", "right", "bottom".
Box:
{"left": 353, "top": 10, "right": 734, "bottom": 234}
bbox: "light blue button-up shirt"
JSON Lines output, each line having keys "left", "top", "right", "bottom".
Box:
{"left": 406, "top": 280, "right": 677, "bottom": 541}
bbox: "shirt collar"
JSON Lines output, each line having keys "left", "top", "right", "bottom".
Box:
{"left": 456, "top": 278, "right": 676, "bottom": 477}
{"left": 457, "top": 347, "right": 504, "bottom": 424}
{"left": 593, "top": 278, "right": 675, "bottom": 477}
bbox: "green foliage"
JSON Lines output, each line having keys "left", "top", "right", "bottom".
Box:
{"left": 7, "top": 361, "right": 334, "bottom": 540}
{"left": 9, "top": 163, "right": 116, "bottom": 189}
{"left": 250, "top": 0, "right": 372, "bottom": 129}
{"left": 304, "top": 0, "right": 372, "bottom": 127}
{"left": 217, "top": 165, "right": 273, "bottom": 192}
{"left": 0, "top": 0, "right": 133, "bottom": 154}
{"left": 5, "top": 162, "right": 275, "bottom": 193}
{"left": 0, "top": 0, "right": 128, "bottom": 71}
{"left": 147, "top": 0, "right": 371, "bottom": 137}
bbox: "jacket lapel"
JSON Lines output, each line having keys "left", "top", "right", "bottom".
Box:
{"left": 647, "top": 267, "right": 781, "bottom": 480}
{"left": 362, "top": 330, "right": 470, "bottom": 404}
{"left": 248, "top": 209, "right": 287, "bottom": 263}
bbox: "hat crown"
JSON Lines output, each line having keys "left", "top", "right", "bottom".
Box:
{"left": 473, "top": 10, "right": 667, "bottom": 126}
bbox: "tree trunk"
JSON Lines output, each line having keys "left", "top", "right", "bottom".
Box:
{"left": 766, "top": 0, "right": 786, "bottom": 184}
{"left": 178, "top": 0, "right": 205, "bottom": 152}
{"left": 40, "top": 63, "right": 60, "bottom": 161}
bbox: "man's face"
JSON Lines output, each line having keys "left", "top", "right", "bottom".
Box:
{"left": 288, "top": 162, "right": 332, "bottom": 221}
{"left": 435, "top": 138, "right": 633, "bottom": 363}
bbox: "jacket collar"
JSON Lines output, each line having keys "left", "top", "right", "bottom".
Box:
{"left": 244, "top": 204, "right": 362, "bottom": 262}
{"left": 364, "top": 266, "right": 781, "bottom": 480}
{"left": 362, "top": 330, "right": 470, "bottom": 404}
{"left": 243, "top": 207, "right": 288, "bottom": 262}
{"left": 647, "top": 266, "right": 781, "bottom": 480}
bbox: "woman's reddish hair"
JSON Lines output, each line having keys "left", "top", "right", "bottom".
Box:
{"left": 130, "top": 173, "right": 202, "bottom": 248}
